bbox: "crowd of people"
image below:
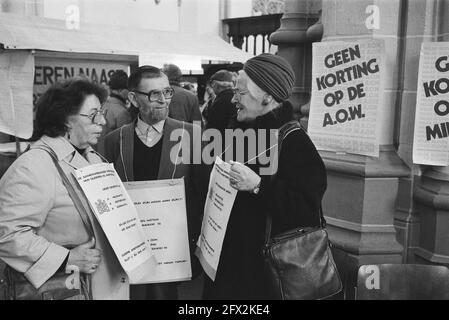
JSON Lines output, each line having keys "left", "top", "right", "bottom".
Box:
{"left": 0, "top": 53, "right": 327, "bottom": 300}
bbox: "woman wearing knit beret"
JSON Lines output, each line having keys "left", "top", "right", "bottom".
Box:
{"left": 203, "top": 53, "right": 327, "bottom": 300}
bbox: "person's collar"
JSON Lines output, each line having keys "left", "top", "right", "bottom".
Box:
{"left": 136, "top": 116, "right": 165, "bottom": 134}
{"left": 71, "top": 143, "right": 87, "bottom": 156}
{"left": 37, "top": 135, "right": 95, "bottom": 160}
{"left": 255, "top": 100, "right": 294, "bottom": 129}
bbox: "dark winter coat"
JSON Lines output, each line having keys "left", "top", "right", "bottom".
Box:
{"left": 168, "top": 84, "right": 202, "bottom": 124}
{"left": 204, "top": 88, "right": 236, "bottom": 133}
{"left": 203, "top": 101, "right": 327, "bottom": 300}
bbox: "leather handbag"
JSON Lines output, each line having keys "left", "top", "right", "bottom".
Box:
{"left": 4, "top": 266, "right": 85, "bottom": 300}
{"left": 3, "top": 146, "right": 94, "bottom": 300}
{"left": 261, "top": 121, "right": 342, "bottom": 300}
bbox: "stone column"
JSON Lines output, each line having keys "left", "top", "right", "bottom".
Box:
{"left": 317, "top": 0, "right": 408, "bottom": 299}
{"left": 412, "top": 0, "right": 449, "bottom": 269}
{"left": 394, "top": 0, "right": 439, "bottom": 264}
{"left": 414, "top": 167, "right": 449, "bottom": 267}
{"left": 300, "top": 8, "right": 323, "bottom": 129}
{"left": 269, "top": 0, "right": 320, "bottom": 120}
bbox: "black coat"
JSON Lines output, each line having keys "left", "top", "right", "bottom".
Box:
{"left": 203, "top": 102, "right": 327, "bottom": 300}
{"left": 168, "top": 84, "right": 202, "bottom": 124}
{"left": 204, "top": 88, "right": 236, "bottom": 133}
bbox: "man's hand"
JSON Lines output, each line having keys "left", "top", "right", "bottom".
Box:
{"left": 67, "top": 238, "right": 102, "bottom": 274}
{"left": 229, "top": 160, "right": 261, "bottom": 192}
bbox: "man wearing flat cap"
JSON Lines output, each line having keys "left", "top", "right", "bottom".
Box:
{"left": 97, "top": 70, "right": 133, "bottom": 154}
{"left": 204, "top": 69, "right": 237, "bottom": 133}
{"left": 202, "top": 53, "right": 327, "bottom": 299}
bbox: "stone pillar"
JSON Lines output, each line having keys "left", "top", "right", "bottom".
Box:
{"left": 412, "top": 0, "right": 449, "bottom": 269}
{"left": 269, "top": 0, "right": 320, "bottom": 120}
{"left": 394, "top": 0, "right": 439, "bottom": 264}
{"left": 318, "top": 0, "right": 408, "bottom": 299}
{"left": 414, "top": 167, "right": 449, "bottom": 268}
{"left": 300, "top": 8, "right": 323, "bottom": 129}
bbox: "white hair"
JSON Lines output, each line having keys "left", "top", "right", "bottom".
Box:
{"left": 241, "top": 70, "right": 265, "bottom": 100}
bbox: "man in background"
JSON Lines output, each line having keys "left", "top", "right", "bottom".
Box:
{"left": 97, "top": 70, "right": 133, "bottom": 154}
{"left": 204, "top": 70, "right": 236, "bottom": 133}
{"left": 162, "top": 64, "right": 202, "bottom": 124}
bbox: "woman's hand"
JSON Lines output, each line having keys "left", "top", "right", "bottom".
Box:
{"left": 67, "top": 238, "right": 102, "bottom": 274}
{"left": 229, "top": 160, "right": 261, "bottom": 192}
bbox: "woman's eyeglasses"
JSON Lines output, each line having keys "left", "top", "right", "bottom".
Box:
{"left": 79, "top": 109, "right": 108, "bottom": 124}
{"left": 134, "top": 87, "right": 175, "bottom": 102}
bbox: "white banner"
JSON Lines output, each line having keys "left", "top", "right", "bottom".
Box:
{"left": 195, "top": 157, "right": 237, "bottom": 281}
{"left": 33, "top": 57, "right": 129, "bottom": 111}
{"left": 73, "top": 163, "right": 156, "bottom": 284}
{"left": 308, "top": 40, "right": 384, "bottom": 157}
{"left": 0, "top": 51, "right": 34, "bottom": 139}
{"left": 412, "top": 42, "right": 449, "bottom": 165}
{"left": 125, "top": 179, "right": 192, "bottom": 284}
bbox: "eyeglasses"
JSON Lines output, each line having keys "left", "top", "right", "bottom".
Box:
{"left": 134, "top": 87, "right": 175, "bottom": 102}
{"left": 79, "top": 109, "right": 108, "bottom": 124}
{"left": 231, "top": 88, "right": 249, "bottom": 100}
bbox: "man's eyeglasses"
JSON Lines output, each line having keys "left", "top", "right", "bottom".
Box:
{"left": 79, "top": 109, "right": 108, "bottom": 124}
{"left": 134, "top": 87, "right": 175, "bottom": 102}
{"left": 231, "top": 88, "right": 249, "bottom": 100}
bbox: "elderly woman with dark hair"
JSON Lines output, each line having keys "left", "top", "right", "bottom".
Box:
{"left": 0, "top": 78, "right": 129, "bottom": 299}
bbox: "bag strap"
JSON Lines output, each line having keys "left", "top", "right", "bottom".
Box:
{"left": 264, "top": 121, "right": 326, "bottom": 245}
{"left": 31, "top": 146, "right": 95, "bottom": 237}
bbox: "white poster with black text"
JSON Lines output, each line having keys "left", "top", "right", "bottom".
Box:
{"left": 124, "top": 178, "right": 192, "bottom": 284}
{"left": 195, "top": 157, "right": 237, "bottom": 281}
{"left": 413, "top": 42, "right": 449, "bottom": 165}
{"left": 308, "top": 40, "right": 384, "bottom": 157}
{"left": 73, "top": 163, "right": 156, "bottom": 283}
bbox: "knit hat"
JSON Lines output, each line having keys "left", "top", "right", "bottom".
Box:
{"left": 243, "top": 53, "right": 295, "bottom": 102}
{"left": 108, "top": 70, "right": 128, "bottom": 90}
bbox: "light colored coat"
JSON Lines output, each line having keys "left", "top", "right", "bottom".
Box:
{"left": 0, "top": 135, "right": 129, "bottom": 299}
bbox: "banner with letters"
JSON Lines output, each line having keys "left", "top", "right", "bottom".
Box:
{"left": 74, "top": 163, "right": 156, "bottom": 284}
{"left": 33, "top": 57, "right": 129, "bottom": 111}
{"left": 195, "top": 157, "right": 238, "bottom": 281}
{"left": 125, "top": 179, "right": 192, "bottom": 284}
{"left": 308, "top": 40, "right": 384, "bottom": 157}
{"left": 412, "top": 42, "right": 449, "bottom": 166}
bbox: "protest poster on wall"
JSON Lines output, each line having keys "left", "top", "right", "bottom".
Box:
{"left": 195, "top": 157, "right": 238, "bottom": 281}
{"left": 308, "top": 40, "right": 385, "bottom": 157}
{"left": 0, "top": 51, "right": 34, "bottom": 139}
{"left": 412, "top": 42, "right": 449, "bottom": 166}
{"left": 74, "top": 163, "right": 156, "bottom": 284}
{"left": 124, "top": 179, "right": 192, "bottom": 284}
{"left": 33, "top": 57, "right": 129, "bottom": 111}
